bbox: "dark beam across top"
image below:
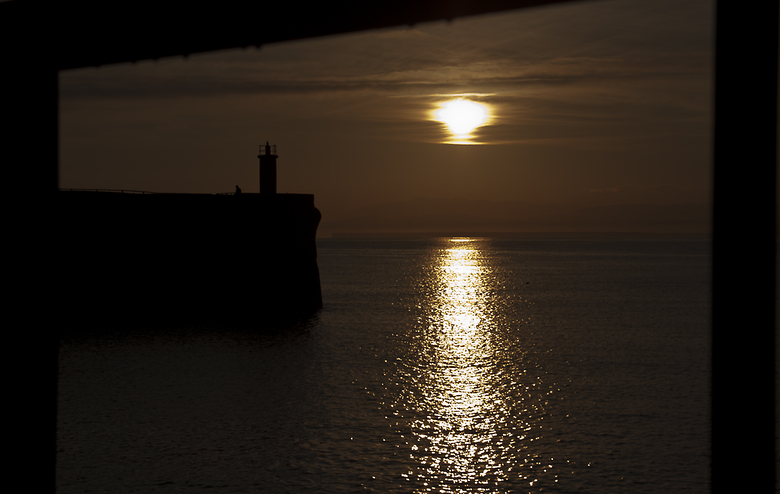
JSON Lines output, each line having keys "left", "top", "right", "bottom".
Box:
{"left": 1, "top": 0, "right": 577, "bottom": 70}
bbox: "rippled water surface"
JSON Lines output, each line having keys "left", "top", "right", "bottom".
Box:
{"left": 58, "top": 238, "right": 710, "bottom": 493}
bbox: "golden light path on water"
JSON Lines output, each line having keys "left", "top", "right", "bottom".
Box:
{"left": 432, "top": 99, "right": 492, "bottom": 144}
{"left": 418, "top": 240, "right": 505, "bottom": 490}
{"left": 392, "top": 238, "right": 559, "bottom": 493}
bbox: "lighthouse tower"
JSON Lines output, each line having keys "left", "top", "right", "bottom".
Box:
{"left": 258, "top": 142, "right": 277, "bottom": 195}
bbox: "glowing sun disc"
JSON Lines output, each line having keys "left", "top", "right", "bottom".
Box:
{"left": 435, "top": 99, "right": 489, "bottom": 136}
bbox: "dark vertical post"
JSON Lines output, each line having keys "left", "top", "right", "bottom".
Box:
{"left": 259, "top": 142, "right": 278, "bottom": 195}
{"left": 2, "top": 2, "right": 60, "bottom": 491}
{"left": 712, "top": 2, "right": 778, "bottom": 493}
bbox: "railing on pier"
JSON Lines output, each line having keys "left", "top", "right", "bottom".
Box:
{"left": 62, "top": 188, "right": 310, "bottom": 199}
{"left": 59, "top": 188, "right": 156, "bottom": 194}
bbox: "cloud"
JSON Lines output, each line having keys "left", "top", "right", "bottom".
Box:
{"left": 59, "top": 0, "right": 714, "bottom": 206}
{"left": 588, "top": 187, "right": 622, "bottom": 193}
{"left": 60, "top": 0, "right": 711, "bottom": 101}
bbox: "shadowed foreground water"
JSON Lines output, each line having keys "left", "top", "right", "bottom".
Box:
{"left": 58, "top": 238, "right": 709, "bottom": 493}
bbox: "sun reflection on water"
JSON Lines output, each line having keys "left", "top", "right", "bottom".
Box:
{"left": 390, "top": 238, "right": 549, "bottom": 492}
{"left": 416, "top": 242, "right": 506, "bottom": 489}
{"left": 381, "top": 238, "right": 567, "bottom": 492}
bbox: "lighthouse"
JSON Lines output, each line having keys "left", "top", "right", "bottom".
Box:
{"left": 258, "top": 142, "right": 277, "bottom": 195}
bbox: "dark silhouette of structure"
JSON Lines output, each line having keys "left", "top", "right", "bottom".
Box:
{"left": 259, "top": 142, "right": 278, "bottom": 195}
{"left": 2, "top": 1, "right": 775, "bottom": 493}
{"left": 59, "top": 145, "right": 322, "bottom": 326}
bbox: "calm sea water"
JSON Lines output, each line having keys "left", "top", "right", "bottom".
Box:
{"left": 57, "top": 238, "right": 710, "bottom": 493}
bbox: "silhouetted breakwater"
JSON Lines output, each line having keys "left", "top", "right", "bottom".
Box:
{"left": 58, "top": 190, "right": 322, "bottom": 327}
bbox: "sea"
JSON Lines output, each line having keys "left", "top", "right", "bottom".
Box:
{"left": 57, "top": 237, "right": 711, "bottom": 493}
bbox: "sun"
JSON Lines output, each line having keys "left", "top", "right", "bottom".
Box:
{"left": 434, "top": 99, "right": 490, "bottom": 143}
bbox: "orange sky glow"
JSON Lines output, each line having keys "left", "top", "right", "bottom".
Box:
{"left": 59, "top": 0, "right": 713, "bottom": 236}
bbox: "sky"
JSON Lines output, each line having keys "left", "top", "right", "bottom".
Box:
{"left": 59, "top": 0, "right": 713, "bottom": 236}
